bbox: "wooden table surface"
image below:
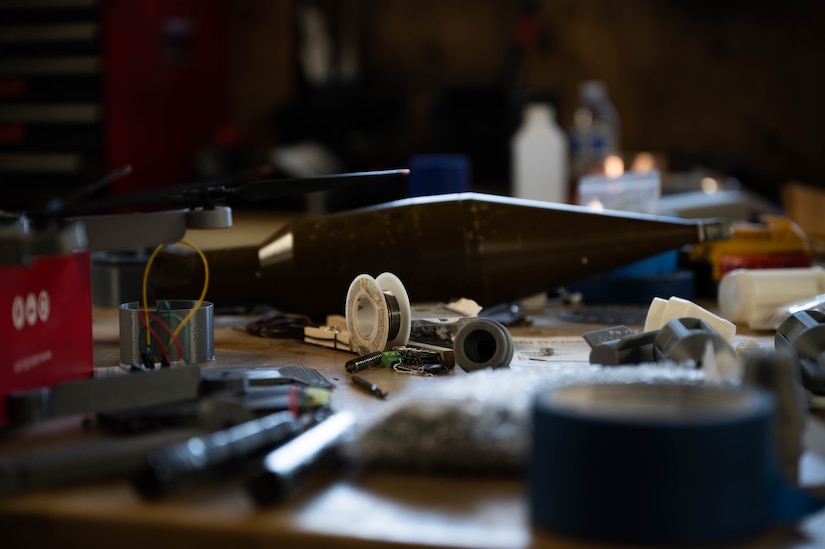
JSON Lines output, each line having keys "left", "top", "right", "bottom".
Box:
{"left": 2, "top": 213, "right": 825, "bottom": 549}
{"left": 1, "top": 303, "right": 825, "bottom": 549}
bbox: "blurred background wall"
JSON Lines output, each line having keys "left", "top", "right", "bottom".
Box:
{"left": 2, "top": 0, "right": 823, "bottom": 211}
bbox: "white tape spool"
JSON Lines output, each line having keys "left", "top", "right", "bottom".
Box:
{"left": 345, "top": 272, "right": 411, "bottom": 355}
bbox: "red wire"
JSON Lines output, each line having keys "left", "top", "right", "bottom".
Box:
{"left": 148, "top": 312, "right": 185, "bottom": 361}
{"left": 140, "top": 311, "right": 185, "bottom": 362}
{"left": 142, "top": 324, "right": 171, "bottom": 365}
{"left": 288, "top": 385, "right": 300, "bottom": 417}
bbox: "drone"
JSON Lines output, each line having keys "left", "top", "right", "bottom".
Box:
{"left": 0, "top": 165, "right": 409, "bottom": 265}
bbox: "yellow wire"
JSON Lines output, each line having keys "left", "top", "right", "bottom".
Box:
{"left": 169, "top": 240, "right": 210, "bottom": 349}
{"left": 141, "top": 239, "right": 210, "bottom": 361}
{"left": 142, "top": 243, "right": 166, "bottom": 349}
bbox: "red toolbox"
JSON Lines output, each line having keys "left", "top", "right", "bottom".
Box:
{"left": 1, "top": 250, "right": 94, "bottom": 426}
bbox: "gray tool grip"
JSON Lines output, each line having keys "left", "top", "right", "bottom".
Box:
{"left": 0, "top": 428, "right": 204, "bottom": 495}
{"left": 6, "top": 366, "right": 202, "bottom": 426}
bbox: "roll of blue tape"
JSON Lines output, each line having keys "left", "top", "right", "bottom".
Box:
{"left": 530, "top": 383, "right": 823, "bottom": 546}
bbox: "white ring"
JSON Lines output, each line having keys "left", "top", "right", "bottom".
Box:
{"left": 345, "top": 272, "right": 412, "bottom": 354}
{"left": 346, "top": 274, "right": 388, "bottom": 355}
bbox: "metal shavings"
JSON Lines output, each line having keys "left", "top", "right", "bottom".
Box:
{"left": 348, "top": 363, "right": 715, "bottom": 475}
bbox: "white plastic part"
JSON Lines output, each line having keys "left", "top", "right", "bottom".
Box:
{"left": 643, "top": 297, "right": 668, "bottom": 333}
{"left": 184, "top": 206, "right": 233, "bottom": 229}
{"left": 512, "top": 103, "right": 569, "bottom": 204}
{"left": 345, "top": 272, "right": 411, "bottom": 355}
{"left": 718, "top": 267, "right": 825, "bottom": 328}
{"left": 644, "top": 296, "right": 736, "bottom": 343}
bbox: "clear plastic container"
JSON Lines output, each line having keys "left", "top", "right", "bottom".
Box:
{"left": 578, "top": 169, "right": 660, "bottom": 214}
{"left": 570, "top": 81, "right": 620, "bottom": 178}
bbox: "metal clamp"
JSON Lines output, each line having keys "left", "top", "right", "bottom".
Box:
{"left": 775, "top": 309, "right": 825, "bottom": 395}
{"left": 582, "top": 325, "right": 657, "bottom": 366}
{"left": 583, "top": 317, "right": 734, "bottom": 368}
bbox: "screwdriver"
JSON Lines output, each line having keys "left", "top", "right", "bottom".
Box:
{"left": 350, "top": 375, "right": 388, "bottom": 399}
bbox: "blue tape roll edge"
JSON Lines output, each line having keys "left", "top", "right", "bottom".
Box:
{"left": 529, "top": 383, "right": 824, "bottom": 546}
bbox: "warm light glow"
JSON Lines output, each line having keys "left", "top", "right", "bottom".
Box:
{"left": 586, "top": 199, "right": 605, "bottom": 212}
{"left": 631, "top": 152, "right": 656, "bottom": 172}
{"left": 604, "top": 155, "right": 624, "bottom": 178}
{"left": 701, "top": 177, "right": 719, "bottom": 194}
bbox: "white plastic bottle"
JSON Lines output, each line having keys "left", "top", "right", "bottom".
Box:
{"left": 569, "top": 80, "right": 620, "bottom": 178}
{"left": 512, "top": 103, "right": 569, "bottom": 204}
{"left": 718, "top": 267, "right": 825, "bottom": 329}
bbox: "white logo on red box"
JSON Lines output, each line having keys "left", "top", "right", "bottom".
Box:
{"left": 12, "top": 290, "right": 50, "bottom": 330}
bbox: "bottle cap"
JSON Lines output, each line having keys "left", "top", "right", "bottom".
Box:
{"left": 579, "top": 80, "right": 607, "bottom": 100}
{"left": 524, "top": 103, "right": 554, "bottom": 122}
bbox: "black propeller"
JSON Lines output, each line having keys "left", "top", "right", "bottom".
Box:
{"left": 60, "top": 167, "right": 410, "bottom": 216}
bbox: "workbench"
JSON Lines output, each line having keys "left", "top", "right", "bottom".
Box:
{"left": 1, "top": 301, "right": 825, "bottom": 549}
{"left": 2, "top": 209, "right": 825, "bottom": 549}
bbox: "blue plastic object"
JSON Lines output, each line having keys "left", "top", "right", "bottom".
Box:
{"left": 567, "top": 250, "right": 694, "bottom": 305}
{"left": 530, "top": 383, "right": 823, "bottom": 546}
{"left": 406, "top": 154, "right": 470, "bottom": 197}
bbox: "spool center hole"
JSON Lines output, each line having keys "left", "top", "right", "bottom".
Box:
{"left": 464, "top": 331, "right": 496, "bottom": 362}
{"left": 356, "top": 296, "right": 377, "bottom": 339}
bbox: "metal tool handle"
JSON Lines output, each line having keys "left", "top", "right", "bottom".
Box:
{"left": 248, "top": 411, "right": 356, "bottom": 506}
{"left": 134, "top": 409, "right": 303, "bottom": 499}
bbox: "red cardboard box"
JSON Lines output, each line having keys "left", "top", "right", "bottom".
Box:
{"left": 1, "top": 250, "right": 94, "bottom": 425}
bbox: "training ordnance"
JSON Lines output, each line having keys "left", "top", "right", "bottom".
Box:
{"left": 151, "top": 193, "right": 731, "bottom": 317}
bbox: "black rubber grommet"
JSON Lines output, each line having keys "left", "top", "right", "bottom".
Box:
{"left": 453, "top": 318, "right": 514, "bottom": 372}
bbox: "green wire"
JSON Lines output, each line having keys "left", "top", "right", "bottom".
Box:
{"left": 157, "top": 300, "right": 190, "bottom": 362}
